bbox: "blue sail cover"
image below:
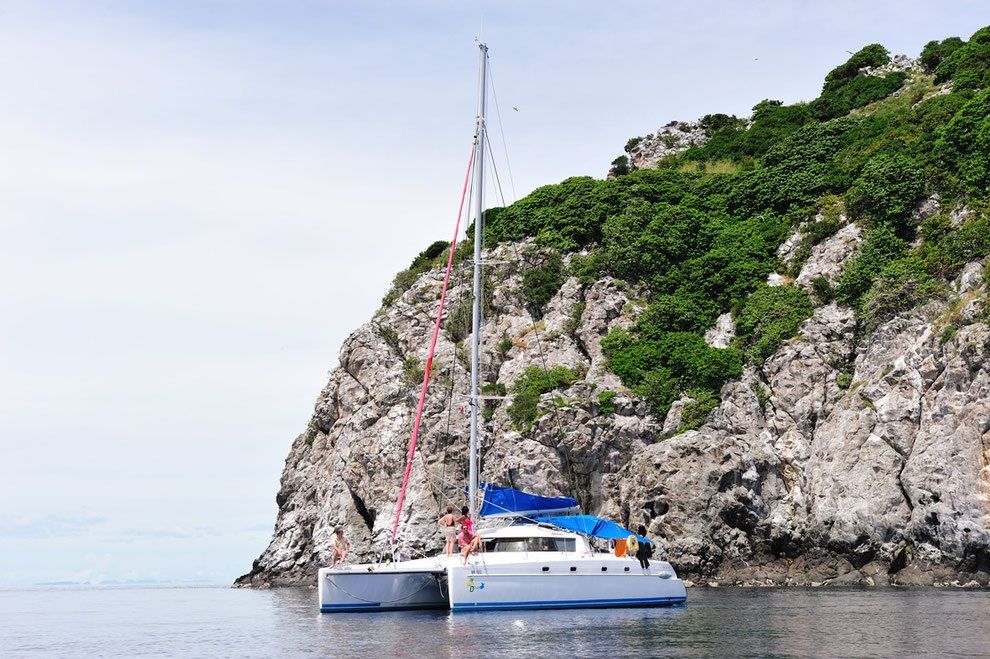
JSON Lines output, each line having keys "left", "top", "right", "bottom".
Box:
{"left": 478, "top": 484, "right": 579, "bottom": 518}
{"left": 534, "top": 515, "right": 652, "bottom": 544}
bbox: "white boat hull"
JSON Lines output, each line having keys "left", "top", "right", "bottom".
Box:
{"left": 447, "top": 555, "right": 686, "bottom": 611}
{"left": 318, "top": 562, "right": 447, "bottom": 613}
{"left": 318, "top": 555, "right": 686, "bottom": 613}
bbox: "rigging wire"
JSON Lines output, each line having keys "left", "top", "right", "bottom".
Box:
{"left": 483, "top": 126, "right": 572, "bottom": 475}
{"left": 486, "top": 60, "right": 518, "bottom": 201}
{"left": 394, "top": 51, "right": 577, "bottom": 557}
{"left": 437, "top": 172, "right": 475, "bottom": 515}
{"left": 390, "top": 144, "right": 476, "bottom": 549}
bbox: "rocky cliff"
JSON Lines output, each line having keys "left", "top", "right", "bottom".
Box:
{"left": 235, "top": 237, "right": 990, "bottom": 588}
{"left": 237, "top": 34, "right": 990, "bottom": 588}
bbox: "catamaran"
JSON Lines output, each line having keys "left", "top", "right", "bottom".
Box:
{"left": 318, "top": 43, "right": 687, "bottom": 613}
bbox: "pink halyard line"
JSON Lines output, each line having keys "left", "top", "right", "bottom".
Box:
{"left": 390, "top": 146, "right": 476, "bottom": 547}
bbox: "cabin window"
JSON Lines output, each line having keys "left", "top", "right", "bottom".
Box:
{"left": 484, "top": 538, "right": 527, "bottom": 552}
{"left": 484, "top": 538, "right": 551, "bottom": 552}
{"left": 527, "top": 537, "right": 558, "bottom": 552}
{"left": 482, "top": 537, "right": 576, "bottom": 552}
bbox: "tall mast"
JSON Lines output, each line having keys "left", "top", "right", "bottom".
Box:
{"left": 468, "top": 42, "right": 488, "bottom": 522}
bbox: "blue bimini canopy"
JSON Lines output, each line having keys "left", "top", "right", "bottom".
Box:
{"left": 534, "top": 515, "right": 652, "bottom": 544}
{"left": 478, "top": 484, "right": 580, "bottom": 518}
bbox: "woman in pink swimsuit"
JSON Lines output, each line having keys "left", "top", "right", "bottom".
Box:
{"left": 458, "top": 506, "right": 481, "bottom": 564}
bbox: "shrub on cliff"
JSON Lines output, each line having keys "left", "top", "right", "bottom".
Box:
{"left": 733, "top": 285, "right": 814, "bottom": 362}
{"left": 810, "top": 72, "right": 908, "bottom": 121}
{"left": 921, "top": 37, "right": 965, "bottom": 73}
{"left": 822, "top": 44, "right": 891, "bottom": 93}
{"left": 382, "top": 240, "right": 451, "bottom": 306}
{"left": 845, "top": 153, "right": 926, "bottom": 233}
{"left": 728, "top": 121, "right": 848, "bottom": 216}
{"left": 682, "top": 100, "right": 811, "bottom": 163}
{"left": 836, "top": 227, "right": 909, "bottom": 308}
{"left": 919, "top": 214, "right": 990, "bottom": 279}
{"left": 678, "top": 390, "right": 721, "bottom": 432}
{"left": 609, "top": 155, "right": 631, "bottom": 177}
{"left": 934, "top": 26, "right": 990, "bottom": 90}
{"left": 522, "top": 253, "right": 564, "bottom": 318}
{"left": 602, "top": 328, "right": 742, "bottom": 417}
{"left": 935, "top": 88, "right": 990, "bottom": 195}
{"left": 860, "top": 256, "right": 941, "bottom": 330}
{"left": 508, "top": 366, "right": 580, "bottom": 431}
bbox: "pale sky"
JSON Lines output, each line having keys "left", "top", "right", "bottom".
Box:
{"left": 1, "top": 1, "right": 985, "bottom": 585}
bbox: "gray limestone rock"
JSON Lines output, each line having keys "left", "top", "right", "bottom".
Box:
{"left": 623, "top": 121, "right": 709, "bottom": 172}
{"left": 238, "top": 232, "right": 990, "bottom": 588}
{"left": 795, "top": 223, "right": 864, "bottom": 289}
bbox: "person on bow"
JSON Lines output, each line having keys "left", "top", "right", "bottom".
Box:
{"left": 330, "top": 526, "right": 351, "bottom": 568}
{"left": 438, "top": 506, "right": 458, "bottom": 557}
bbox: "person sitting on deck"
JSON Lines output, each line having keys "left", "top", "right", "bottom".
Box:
{"left": 330, "top": 526, "right": 350, "bottom": 568}
{"left": 438, "top": 506, "right": 458, "bottom": 557}
{"left": 458, "top": 506, "right": 481, "bottom": 564}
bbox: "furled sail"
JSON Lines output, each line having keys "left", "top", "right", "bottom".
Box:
{"left": 478, "top": 484, "right": 580, "bottom": 518}
{"left": 534, "top": 515, "right": 651, "bottom": 544}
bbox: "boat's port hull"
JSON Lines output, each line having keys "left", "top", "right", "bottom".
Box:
{"left": 318, "top": 566, "right": 447, "bottom": 613}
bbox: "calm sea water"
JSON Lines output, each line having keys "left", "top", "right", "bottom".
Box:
{"left": 1, "top": 585, "right": 988, "bottom": 657}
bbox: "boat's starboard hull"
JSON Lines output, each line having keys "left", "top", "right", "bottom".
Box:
{"left": 446, "top": 557, "right": 687, "bottom": 612}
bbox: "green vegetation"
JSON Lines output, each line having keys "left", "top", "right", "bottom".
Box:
{"left": 940, "top": 324, "right": 958, "bottom": 345}
{"left": 446, "top": 299, "right": 472, "bottom": 342}
{"left": 933, "top": 27, "right": 990, "bottom": 90}
{"left": 383, "top": 25, "right": 990, "bottom": 423}
{"left": 811, "top": 276, "right": 835, "bottom": 305}
{"left": 602, "top": 328, "right": 742, "bottom": 417}
{"left": 402, "top": 356, "right": 424, "bottom": 385}
{"left": 921, "top": 37, "right": 965, "bottom": 73}
{"left": 859, "top": 256, "right": 940, "bottom": 330}
{"left": 836, "top": 227, "right": 910, "bottom": 308}
{"left": 812, "top": 47, "right": 907, "bottom": 120}
{"left": 483, "top": 26, "right": 990, "bottom": 416}
{"left": 304, "top": 420, "right": 318, "bottom": 446}
{"left": 563, "top": 302, "right": 586, "bottom": 337}
{"left": 597, "top": 390, "right": 617, "bottom": 414}
{"left": 734, "top": 285, "right": 814, "bottom": 362}
{"left": 522, "top": 253, "right": 565, "bottom": 318}
{"left": 936, "top": 89, "right": 990, "bottom": 194}
{"left": 678, "top": 390, "right": 720, "bottom": 432}
{"left": 507, "top": 366, "right": 581, "bottom": 431}
{"left": 751, "top": 382, "right": 770, "bottom": 408}
{"left": 845, "top": 153, "right": 926, "bottom": 233}
{"left": 382, "top": 240, "right": 450, "bottom": 307}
